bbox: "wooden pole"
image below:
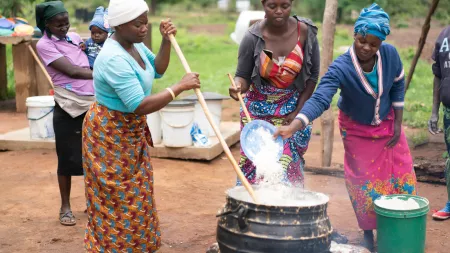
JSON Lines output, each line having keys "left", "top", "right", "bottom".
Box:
{"left": 143, "top": 24, "right": 152, "bottom": 51}
{"left": 405, "top": 0, "right": 440, "bottom": 91}
{"left": 12, "top": 42, "right": 37, "bottom": 113}
{"left": 227, "top": 73, "right": 251, "bottom": 122}
{"left": 150, "top": 0, "right": 157, "bottom": 15}
{"left": 319, "top": 0, "right": 338, "bottom": 167}
{"left": 168, "top": 34, "right": 259, "bottom": 203}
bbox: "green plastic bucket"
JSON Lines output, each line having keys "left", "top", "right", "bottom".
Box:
{"left": 374, "top": 194, "right": 429, "bottom": 253}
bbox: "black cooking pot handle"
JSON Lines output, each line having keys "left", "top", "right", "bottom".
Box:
{"left": 216, "top": 205, "right": 241, "bottom": 217}
{"left": 216, "top": 204, "right": 248, "bottom": 229}
{"left": 236, "top": 205, "right": 248, "bottom": 230}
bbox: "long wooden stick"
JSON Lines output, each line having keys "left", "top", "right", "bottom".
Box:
{"left": 227, "top": 73, "right": 251, "bottom": 122}
{"left": 405, "top": 0, "right": 440, "bottom": 91}
{"left": 168, "top": 34, "right": 258, "bottom": 203}
{"left": 28, "top": 45, "right": 54, "bottom": 88}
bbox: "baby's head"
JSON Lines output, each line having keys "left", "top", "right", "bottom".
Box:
{"left": 89, "top": 6, "right": 110, "bottom": 44}
{"left": 90, "top": 25, "right": 108, "bottom": 44}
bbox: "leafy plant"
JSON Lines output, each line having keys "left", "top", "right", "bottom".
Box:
{"left": 0, "top": 0, "right": 36, "bottom": 17}
{"left": 408, "top": 130, "right": 429, "bottom": 147}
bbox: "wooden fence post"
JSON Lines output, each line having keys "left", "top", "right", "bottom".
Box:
{"left": 319, "top": 0, "right": 338, "bottom": 167}
{"left": 12, "top": 42, "right": 37, "bottom": 112}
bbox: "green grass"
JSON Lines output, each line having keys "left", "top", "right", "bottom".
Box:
{"left": 147, "top": 21, "right": 239, "bottom": 96}
{"left": 407, "top": 130, "right": 429, "bottom": 147}
{"left": 401, "top": 48, "right": 436, "bottom": 129}
{"left": 146, "top": 10, "right": 239, "bottom": 96}
{"left": 2, "top": 45, "right": 15, "bottom": 100}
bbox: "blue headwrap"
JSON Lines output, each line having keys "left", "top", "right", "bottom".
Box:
{"left": 354, "top": 3, "right": 390, "bottom": 41}
{"left": 89, "top": 6, "right": 110, "bottom": 33}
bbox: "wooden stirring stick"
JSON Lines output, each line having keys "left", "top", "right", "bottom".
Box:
{"left": 227, "top": 73, "right": 251, "bottom": 123}
{"left": 168, "top": 34, "right": 259, "bottom": 203}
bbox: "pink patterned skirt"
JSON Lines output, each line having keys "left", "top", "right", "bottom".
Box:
{"left": 339, "top": 110, "right": 417, "bottom": 230}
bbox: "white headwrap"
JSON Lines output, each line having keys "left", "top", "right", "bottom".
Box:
{"left": 107, "top": 0, "right": 149, "bottom": 27}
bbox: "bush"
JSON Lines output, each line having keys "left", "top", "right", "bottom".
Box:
{"left": 395, "top": 20, "right": 409, "bottom": 29}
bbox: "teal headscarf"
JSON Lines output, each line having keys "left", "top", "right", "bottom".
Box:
{"left": 35, "top": 1, "right": 67, "bottom": 34}
{"left": 354, "top": 3, "right": 390, "bottom": 41}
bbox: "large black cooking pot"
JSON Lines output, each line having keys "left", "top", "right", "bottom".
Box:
{"left": 216, "top": 186, "right": 333, "bottom": 253}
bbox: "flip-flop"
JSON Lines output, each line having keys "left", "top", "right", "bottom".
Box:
{"left": 59, "top": 210, "right": 76, "bottom": 226}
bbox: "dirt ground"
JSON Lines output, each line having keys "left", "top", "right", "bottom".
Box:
{"left": 2, "top": 146, "right": 450, "bottom": 252}
{"left": 0, "top": 100, "right": 28, "bottom": 134}
{"left": 1, "top": 100, "right": 450, "bottom": 253}
{"left": 187, "top": 24, "right": 228, "bottom": 35}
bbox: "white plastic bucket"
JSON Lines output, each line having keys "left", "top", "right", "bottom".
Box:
{"left": 236, "top": 0, "right": 251, "bottom": 12}
{"left": 182, "top": 92, "right": 229, "bottom": 137}
{"left": 146, "top": 111, "right": 162, "bottom": 144}
{"left": 230, "top": 11, "right": 265, "bottom": 44}
{"left": 26, "top": 96, "right": 55, "bottom": 140}
{"left": 160, "top": 101, "right": 195, "bottom": 147}
{"left": 194, "top": 101, "right": 222, "bottom": 137}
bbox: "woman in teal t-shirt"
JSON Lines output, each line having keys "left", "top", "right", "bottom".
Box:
{"left": 81, "top": 1, "right": 200, "bottom": 251}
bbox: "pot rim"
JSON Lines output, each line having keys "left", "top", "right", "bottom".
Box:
{"left": 226, "top": 186, "right": 330, "bottom": 209}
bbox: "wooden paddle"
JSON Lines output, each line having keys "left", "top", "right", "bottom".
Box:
{"left": 28, "top": 45, "right": 54, "bottom": 89}
{"left": 168, "top": 34, "right": 258, "bottom": 203}
{"left": 227, "top": 73, "right": 251, "bottom": 123}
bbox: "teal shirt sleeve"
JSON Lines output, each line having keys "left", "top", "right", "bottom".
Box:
{"left": 139, "top": 43, "right": 163, "bottom": 79}
{"left": 101, "top": 55, "right": 145, "bottom": 112}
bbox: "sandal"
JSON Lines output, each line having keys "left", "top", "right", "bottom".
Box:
{"left": 59, "top": 210, "right": 76, "bottom": 226}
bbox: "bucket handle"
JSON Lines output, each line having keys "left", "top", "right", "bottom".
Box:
{"left": 161, "top": 114, "right": 195, "bottom": 128}
{"left": 27, "top": 108, "right": 54, "bottom": 121}
{"left": 216, "top": 204, "right": 248, "bottom": 231}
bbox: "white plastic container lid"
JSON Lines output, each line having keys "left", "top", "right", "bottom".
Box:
{"left": 26, "top": 96, "right": 55, "bottom": 107}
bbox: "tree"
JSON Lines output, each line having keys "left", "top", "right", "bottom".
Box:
{"left": 319, "top": 0, "right": 338, "bottom": 167}
{"left": 406, "top": 0, "right": 440, "bottom": 91}
{"left": 150, "top": 0, "right": 157, "bottom": 14}
{"left": 0, "top": 0, "right": 36, "bottom": 17}
{"left": 250, "top": 0, "right": 261, "bottom": 10}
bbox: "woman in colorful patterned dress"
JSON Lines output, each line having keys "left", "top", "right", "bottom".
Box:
{"left": 82, "top": 0, "right": 200, "bottom": 252}
{"left": 275, "top": 4, "right": 417, "bottom": 251}
{"left": 229, "top": 0, "right": 320, "bottom": 186}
